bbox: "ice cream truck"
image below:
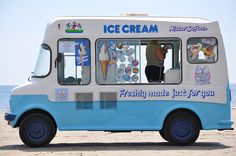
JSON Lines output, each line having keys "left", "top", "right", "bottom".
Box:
{"left": 5, "top": 16, "right": 233, "bottom": 147}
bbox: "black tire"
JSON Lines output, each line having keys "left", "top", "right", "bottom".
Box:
{"left": 159, "top": 129, "right": 168, "bottom": 141}
{"left": 19, "top": 113, "right": 56, "bottom": 147}
{"left": 163, "top": 112, "right": 200, "bottom": 146}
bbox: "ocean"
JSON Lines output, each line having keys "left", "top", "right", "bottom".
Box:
{"left": 0, "top": 85, "right": 236, "bottom": 111}
{"left": 0, "top": 85, "right": 15, "bottom": 110}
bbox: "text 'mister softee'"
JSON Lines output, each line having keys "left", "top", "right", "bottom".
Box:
{"left": 104, "top": 24, "right": 158, "bottom": 33}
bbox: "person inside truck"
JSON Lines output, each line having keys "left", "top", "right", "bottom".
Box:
{"left": 145, "top": 40, "right": 168, "bottom": 82}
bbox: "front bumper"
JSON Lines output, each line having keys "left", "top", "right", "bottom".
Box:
{"left": 4, "top": 113, "right": 16, "bottom": 125}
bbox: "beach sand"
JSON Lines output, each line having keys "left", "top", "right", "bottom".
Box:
{"left": 0, "top": 110, "right": 236, "bottom": 156}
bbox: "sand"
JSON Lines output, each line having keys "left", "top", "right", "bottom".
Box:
{"left": 0, "top": 110, "right": 236, "bottom": 156}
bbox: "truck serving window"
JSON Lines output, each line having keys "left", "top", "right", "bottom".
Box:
{"left": 57, "top": 38, "right": 91, "bottom": 85}
{"left": 187, "top": 37, "right": 218, "bottom": 64}
{"left": 96, "top": 38, "right": 181, "bottom": 85}
{"left": 32, "top": 44, "right": 51, "bottom": 77}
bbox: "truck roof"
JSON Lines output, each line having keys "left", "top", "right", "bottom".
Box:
{"left": 51, "top": 16, "right": 212, "bottom": 24}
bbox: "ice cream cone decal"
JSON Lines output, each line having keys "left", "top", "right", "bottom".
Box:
{"left": 78, "top": 42, "right": 87, "bottom": 66}
{"left": 100, "top": 60, "right": 109, "bottom": 80}
{"left": 99, "top": 43, "right": 110, "bottom": 80}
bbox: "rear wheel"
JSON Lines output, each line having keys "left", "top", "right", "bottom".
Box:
{"left": 19, "top": 113, "right": 56, "bottom": 147}
{"left": 163, "top": 111, "right": 200, "bottom": 146}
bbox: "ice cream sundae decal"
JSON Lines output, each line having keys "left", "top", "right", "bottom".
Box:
{"left": 188, "top": 38, "right": 217, "bottom": 63}
{"left": 75, "top": 40, "right": 90, "bottom": 66}
{"left": 99, "top": 43, "right": 110, "bottom": 80}
{"left": 194, "top": 65, "right": 211, "bottom": 85}
{"left": 65, "top": 21, "right": 83, "bottom": 33}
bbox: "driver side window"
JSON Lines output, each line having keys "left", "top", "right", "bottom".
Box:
{"left": 57, "top": 39, "right": 91, "bottom": 85}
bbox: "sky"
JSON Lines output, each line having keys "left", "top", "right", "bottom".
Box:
{"left": 0, "top": 0, "right": 236, "bottom": 85}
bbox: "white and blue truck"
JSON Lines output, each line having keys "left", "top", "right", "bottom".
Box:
{"left": 5, "top": 15, "right": 233, "bottom": 147}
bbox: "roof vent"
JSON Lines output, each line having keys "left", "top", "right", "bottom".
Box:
{"left": 120, "top": 13, "right": 148, "bottom": 17}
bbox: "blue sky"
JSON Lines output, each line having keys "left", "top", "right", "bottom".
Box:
{"left": 0, "top": 0, "right": 236, "bottom": 85}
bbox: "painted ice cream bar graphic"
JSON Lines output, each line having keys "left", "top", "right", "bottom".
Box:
{"left": 99, "top": 43, "right": 110, "bottom": 80}
{"left": 65, "top": 21, "right": 83, "bottom": 33}
{"left": 75, "top": 40, "right": 90, "bottom": 66}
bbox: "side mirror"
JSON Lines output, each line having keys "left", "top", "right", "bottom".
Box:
{"left": 28, "top": 72, "right": 33, "bottom": 81}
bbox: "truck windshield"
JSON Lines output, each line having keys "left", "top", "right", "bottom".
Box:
{"left": 32, "top": 44, "right": 51, "bottom": 77}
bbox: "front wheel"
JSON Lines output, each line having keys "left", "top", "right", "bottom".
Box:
{"left": 163, "top": 112, "right": 200, "bottom": 146}
{"left": 19, "top": 113, "right": 56, "bottom": 147}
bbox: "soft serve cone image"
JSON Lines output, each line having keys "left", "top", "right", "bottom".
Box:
{"left": 78, "top": 42, "right": 87, "bottom": 65}
{"left": 99, "top": 43, "right": 110, "bottom": 80}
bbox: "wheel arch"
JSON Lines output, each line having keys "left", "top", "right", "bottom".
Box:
{"left": 15, "top": 109, "right": 57, "bottom": 129}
